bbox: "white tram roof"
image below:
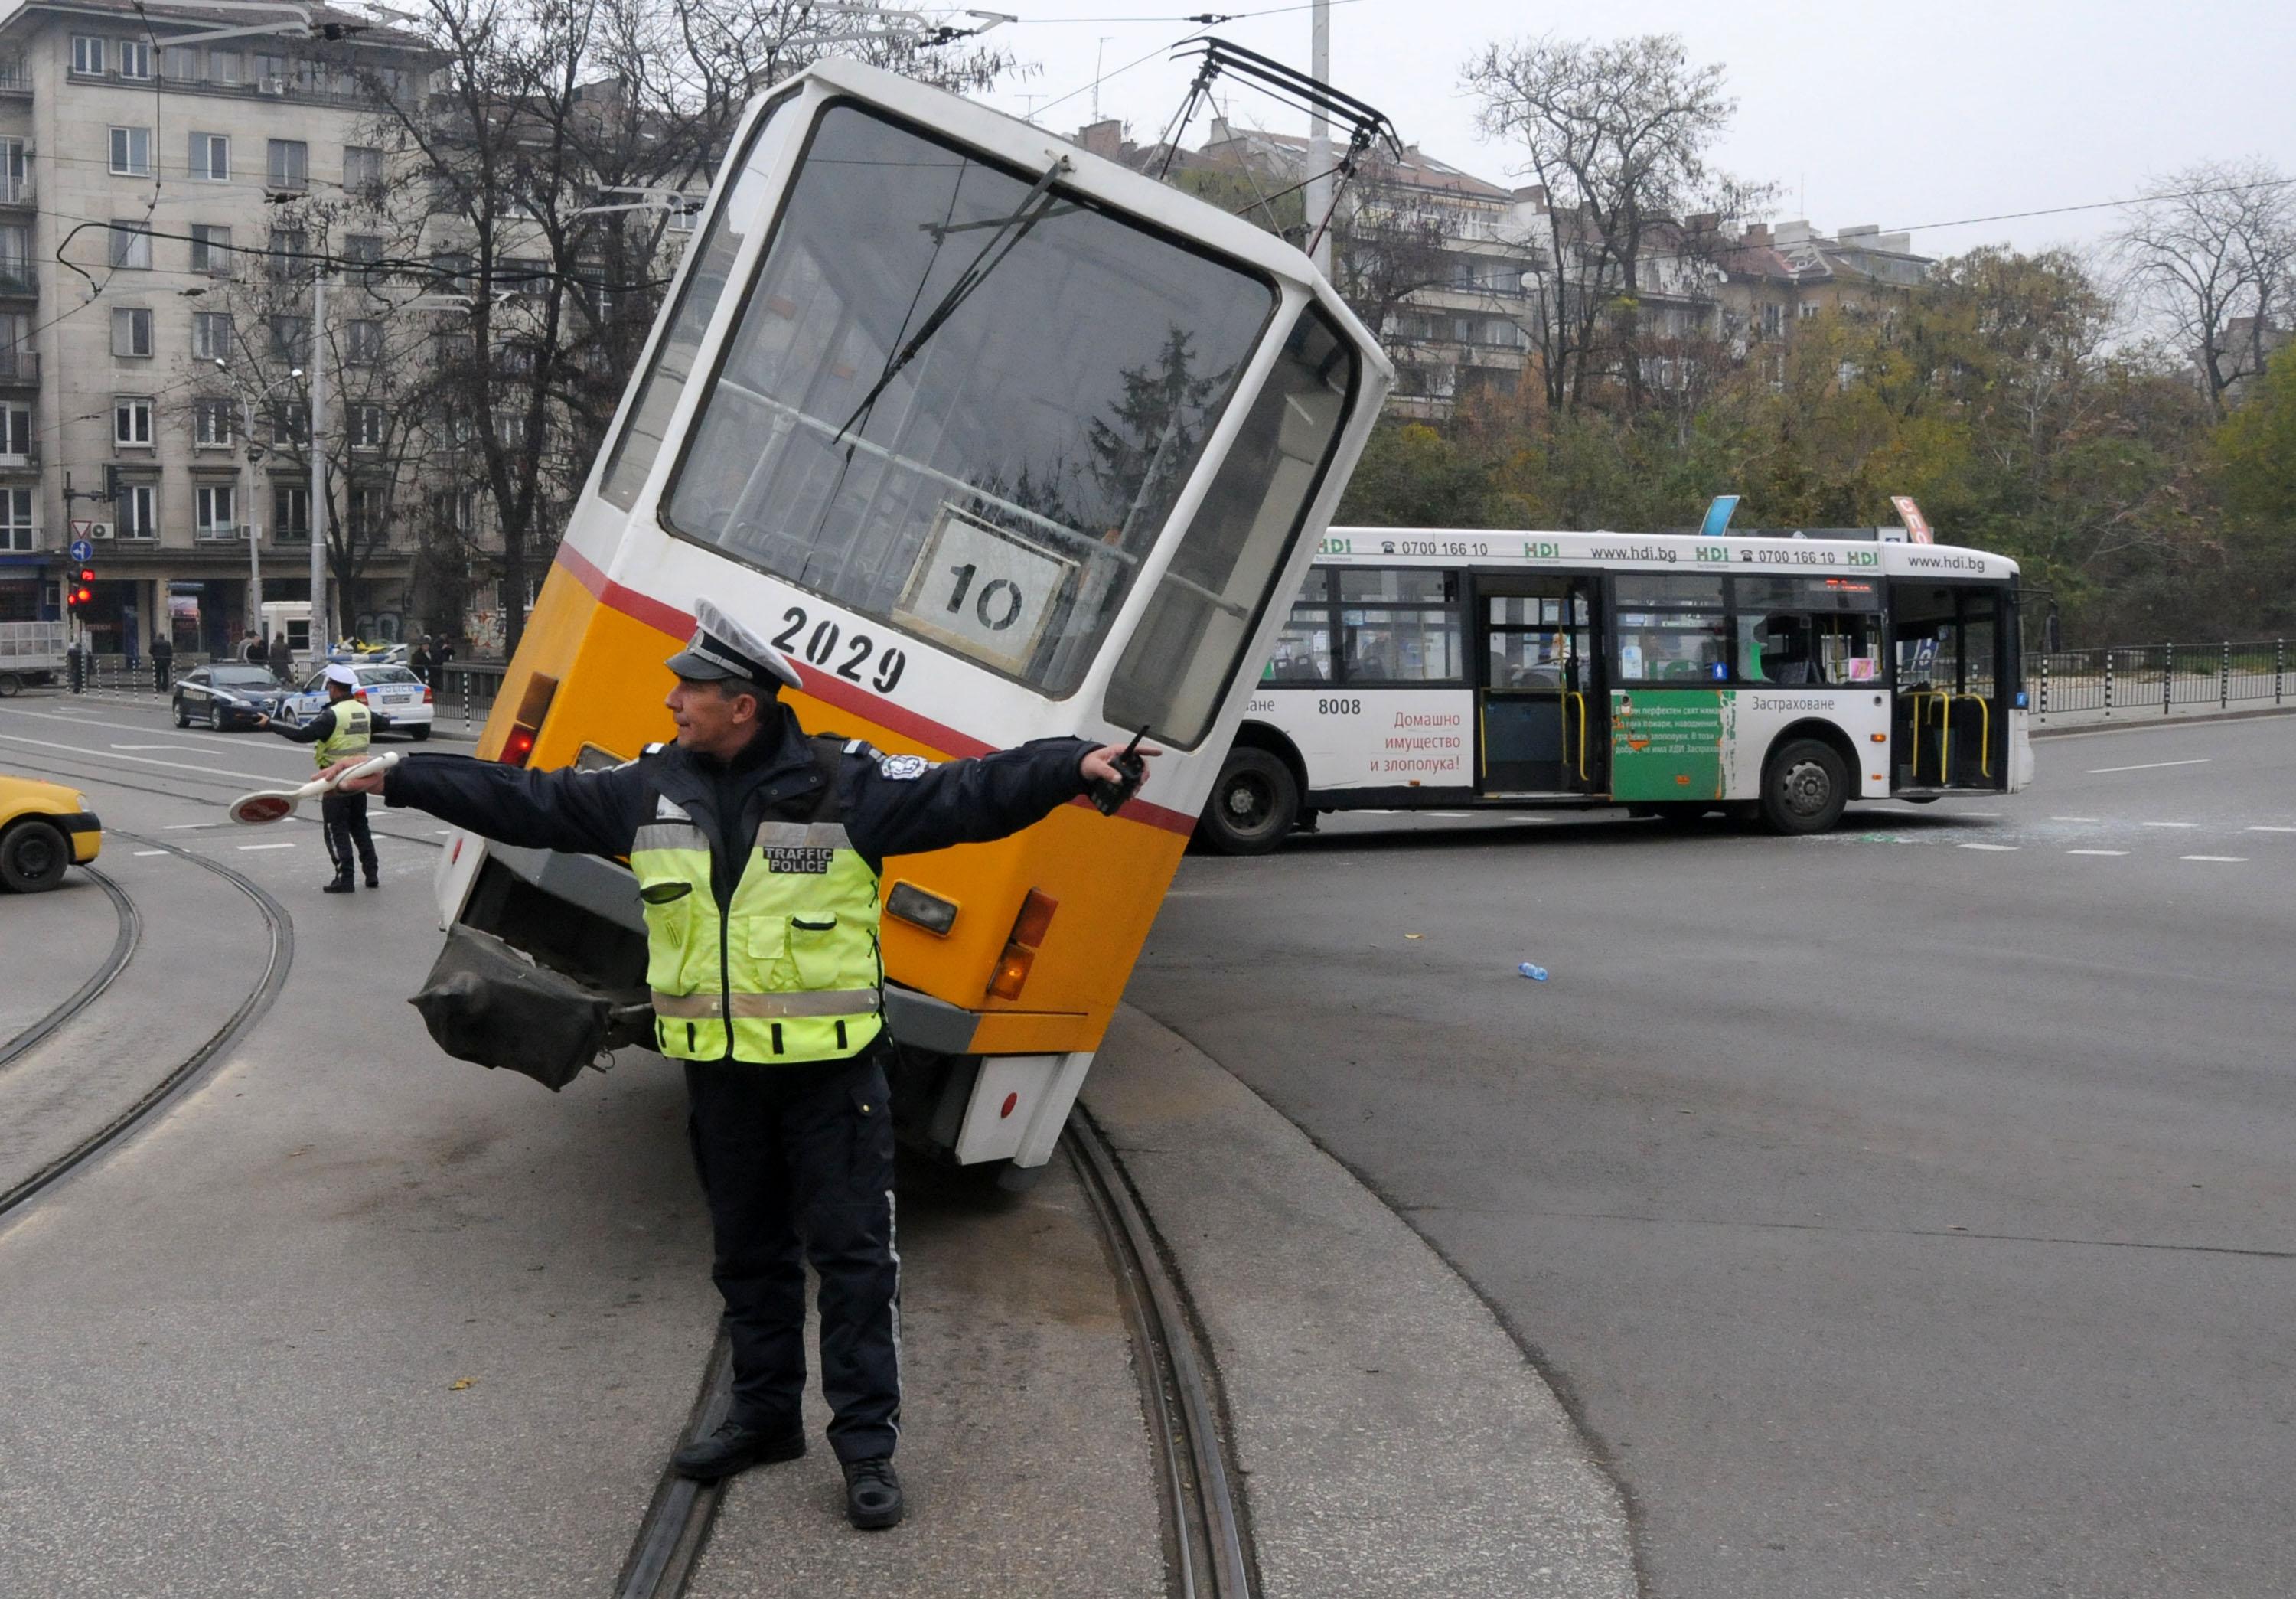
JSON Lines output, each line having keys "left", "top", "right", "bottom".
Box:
{"left": 792, "top": 60, "right": 1393, "bottom": 387}
{"left": 1320, "top": 527, "right": 2022, "bottom": 582}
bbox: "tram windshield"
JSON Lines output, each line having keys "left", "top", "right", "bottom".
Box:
{"left": 662, "top": 102, "right": 1282, "bottom": 699}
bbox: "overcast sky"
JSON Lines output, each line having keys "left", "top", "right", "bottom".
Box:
{"left": 971, "top": 0, "right": 2296, "bottom": 260}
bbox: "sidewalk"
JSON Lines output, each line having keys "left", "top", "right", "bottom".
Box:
{"left": 1083, "top": 1006, "right": 1638, "bottom": 1598}
{"left": 2030, "top": 699, "right": 2296, "bottom": 736}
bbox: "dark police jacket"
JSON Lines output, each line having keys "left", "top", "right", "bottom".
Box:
{"left": 382, "top": 703, "right": 1094, "bottom": 900}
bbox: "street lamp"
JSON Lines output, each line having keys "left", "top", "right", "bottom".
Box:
{"left": 211, "top": 354, "right": 302, "bottom": 654}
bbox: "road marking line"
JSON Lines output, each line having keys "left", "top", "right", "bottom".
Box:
{"left": 237, "top": 842, "right": 296, "bottom": 851}
{"left": 2141, "top": 822, "right": 2199, "bottom": 829}
{"left": 2247, "top": 825, "right": 2296, "bottom": 833}
{"left": 132, "top": 849, "right": 167, "bottom": 857}
{"left": 1958, "top": 842, "right": 2018, "bottom": 851}
{"left": 163, "top": 823, "right": 221, "bottom": 831}
{"left": 2066, "top": 849, "right": 2127, "bottom": 857}
{"left": 109, "top": 742, "right": 198, "bottom": 750}
{"left": 0, "top": 731, "right": 283, "bottom": 784}
{"left": 2181, "top": 854, "right": 2247, "bottom": 863}
{"left": 2050, "top": 815, "right": 2102, "bottom": 822}
{"left": 2086, "top": 758, "right": 2211, "bottom": 773}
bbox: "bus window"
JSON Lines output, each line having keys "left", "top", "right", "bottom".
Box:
{"left": 1613, "top": 574, "right": 1725, "bottom": 683}
{"left": 599, "top": 89, "right": 798, "bottom": 511}
{"left": 1336, "top": 568, "right": 1461, "bottom": 684}
{"left": 1730, "top": 575, "right": 1883, "bottom": 685}
{"left": 1106, "top": 308, "right": 1358, "bottom": 742}
{"left": 1264, "top": 567, "right": 1334, "bottom": 682}
{"left": 664, "top": 103, "right": 1277, "bottom": 699}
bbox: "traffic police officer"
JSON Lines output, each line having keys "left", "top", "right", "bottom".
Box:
{"left": 259, "top": 664, "right": 386, "bottom": 893}
{"left": 326, "top": 599, "right": 1153, "bottom": 1532}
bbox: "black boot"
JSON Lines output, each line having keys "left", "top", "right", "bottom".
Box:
{"left": 843, "top": 1456, "right": 903, "bottom": 1530}
{"left": 364, "top": 869, "right": 380, "bottom": 887}
{"left": 321, "top": 875, "right": 355, "bottom": 894}
{"left": 670, "top": 1419, "right": 804, "bottom": 1482}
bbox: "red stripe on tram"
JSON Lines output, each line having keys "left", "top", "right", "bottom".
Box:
{"left": 551, "top": 543, "right": 1199, "bottom": 837}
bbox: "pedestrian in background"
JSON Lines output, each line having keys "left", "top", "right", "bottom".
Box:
{"left": 241, "top": 629, "right": 264, "bottom": 665}
{"left": 66, "top": 636, "right": 84, "bottom": 694}
{"left": 271, "top": 635, "right": 291, "bottom": 680}
{"left": 150, "top": 631, "right": 173, "bottom": 693}
{"left": 409, "top": 635, "right": 433, "bottom": 690}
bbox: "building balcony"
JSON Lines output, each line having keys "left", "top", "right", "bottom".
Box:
{"left": 0, "top": 348, "right": 38, "bottom": 384}
{"left": 0, "top": 256, "right": 33, "bottom": 298}
{"left": 0, "top": 58, "right": 30, "bottom": 99}
{"left": 0, "top": 176, "right": 31, "bottom": 209}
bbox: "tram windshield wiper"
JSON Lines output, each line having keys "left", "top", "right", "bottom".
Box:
{"left": 833, "top": 155, "right": 1072, "bottom": 448}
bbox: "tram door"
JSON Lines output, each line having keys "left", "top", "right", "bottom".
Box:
{"left": 1477, "top": 577, "right": 1602, "bottom": 795}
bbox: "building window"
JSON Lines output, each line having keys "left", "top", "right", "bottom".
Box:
{"left": 118, "top": 39, "right": 152, "bottom": 80}
{"left": 109, "top": 127, "right": 153, "bottom": 178}
{"left": 346, "top": 319, "right": 383, "bottom": 364}
{"left": 348, "top": 484, "right": 384, "bottom": 541}
{"left": 269, "top": 401, "right": 308, "bottom": 445}
{"left": 268, "top": 315, "right": 309, "bottom": 366}
{"left": 161, "top": 44, "right": 199, "bottom": 80}
{"left": 267, "top": 227, "right": 307, "bottom": 280}
{"left": 349, "top": 403, "right": 384, "bottom": 449}
{"left": 272, "top": 484, "right": 311, "bottom": 540}
{"left": 111, "top": 307, "right": 153, "bottom": 357}
{"left": 190, "top": 132, "right": 230, "bottom": 181}
{"left": 667, "top": 195, "right": 700, "bottom": 233}
{"left": 191, "top": 224, "right": 233, "bottom": 277}
{"left": 194, "top": 397, "right": 234, "bottom": 446}
{"left": 0, "top": 405, "right": 28, "bottom": 460}
{"left": 0, "top": 486, "right": 31, "bottom": 552}
{"left": 116, "top": 482, "right": 157, "bottom": 538}
{"left": 71, "top": 35, "right": 104, "bottom": 74}
{"left": 195, "top": 483, "right": 236, "bottom": 538}
{"left": 191, "top": 311, "right": 233, "bottom": 361}
{"left": 109, "top": 222, "right": 152, "bottom": 270}
{"left": 114, "top": 396, "right": 155, "bottom": 446}
{"left": 344, "top": 145, "right": 383, "bottom": 199}
{"left": 0, "top": 223, "right": 28, "bottom": 289}
{"left": 256, "top": 50, "right": 288, "bottom": 86}
{"left": 1799, "top": 301, "right": 1819, "bottom": 321}
{"left": 266, "top": 139, "right": 308, "bottom": 192}
{"left": 210, "top": 48, "right": 242, "bottom": 85}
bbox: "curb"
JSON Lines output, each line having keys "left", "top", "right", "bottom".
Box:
{"left": 2030, "top": 703, "right": 2296, "bottom": 739}
{"left": 1084, "top": 1004, "right": 1637, "bottom": 1598}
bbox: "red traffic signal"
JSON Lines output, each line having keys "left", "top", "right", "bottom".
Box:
{"left": 67, "top": 566, "right": 95, "bottom": 611}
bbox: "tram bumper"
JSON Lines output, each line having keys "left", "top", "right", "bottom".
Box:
{"left": 409, "top": 923, "right": 615, "bottom": 1091}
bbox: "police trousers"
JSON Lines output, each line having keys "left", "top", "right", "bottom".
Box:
{"left": 683, "top": 1046, "right": 900, "bottom": 1463}
{"left": 320, "top": 790, "right": 377, "bottom": 880}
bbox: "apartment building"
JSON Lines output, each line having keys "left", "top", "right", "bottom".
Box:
{"left": 0, "top": 0, "right": 431, "bottom": 656}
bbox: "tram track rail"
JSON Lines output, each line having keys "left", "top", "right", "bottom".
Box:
{"left": 0, "top": 864, "right": 139, "bottom": 1072}
{"left": 612, "top": 1114, "right": 1255, "bottom": 1599}
{"left": 0, "top": 831, "right": 293, "bottom": 1219}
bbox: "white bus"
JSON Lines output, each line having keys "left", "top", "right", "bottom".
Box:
{"left": 1199, "top": 524, "right": 2033, "bottom": 850}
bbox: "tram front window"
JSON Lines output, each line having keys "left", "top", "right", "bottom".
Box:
{"left": 664, "top": 103, "right": 1277, "bottom": 700}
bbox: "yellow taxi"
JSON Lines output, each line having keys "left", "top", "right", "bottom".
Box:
{"left": 0, "top": 773, "right": 102, "bottom": 893}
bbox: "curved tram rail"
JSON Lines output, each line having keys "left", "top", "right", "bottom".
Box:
{"left": 0, "top": 832, "right": 293, "bottom": 1218}
{"left": 0, "top": 863, "right": 139, "bottom": 1072}
{"left": 615, "top": 1114, "right": 1254, "bottom": 1598}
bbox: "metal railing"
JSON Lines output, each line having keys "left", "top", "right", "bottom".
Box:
{"left": 2025, "top": 640, "right": 2289, "bottom": 719}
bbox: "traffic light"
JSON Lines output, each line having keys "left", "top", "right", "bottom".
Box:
{"left": 66, "top": 565, "right": 94, "bottom": 612}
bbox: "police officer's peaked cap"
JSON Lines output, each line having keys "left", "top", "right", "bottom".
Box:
{"left": 665, "top": 599, "right": 803, "bottom": 691}
{"left": 325, "top": 663, "right": 360, "bottom": 688}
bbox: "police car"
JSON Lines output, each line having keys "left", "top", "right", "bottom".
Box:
{"left": 279, "top": 663, "right": 435, "bottom": 739}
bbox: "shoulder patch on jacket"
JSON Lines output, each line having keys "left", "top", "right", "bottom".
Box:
{"left": 843, "top": 737, "right": 878, "bottom": 758}
{"left": 643, "top": 741, "right": 669, "bottom": 757}
{"left": 876, "top": 752, "right": 931, "bottom": 781}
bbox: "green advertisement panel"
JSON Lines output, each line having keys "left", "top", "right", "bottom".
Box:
{"left": 1609, "top": 689, "right": 1734, "bottom": 800}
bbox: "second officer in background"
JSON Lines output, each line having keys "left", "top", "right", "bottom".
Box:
{"left": 257, "top": 663, "right": 389, "bottom": 893}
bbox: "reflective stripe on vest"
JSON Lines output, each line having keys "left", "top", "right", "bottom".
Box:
{"left": 313, "top": 699, "right": 372, "bottom": 770}
{"left": 628, "top": 779, "right": 882, "bottom": 1066}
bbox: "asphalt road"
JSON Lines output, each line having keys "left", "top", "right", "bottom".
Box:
{"left": 1130, "top": 713, "right": 2296, "bottom": 1599}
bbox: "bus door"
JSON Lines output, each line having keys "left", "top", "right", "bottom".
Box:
{"left": 1888, "top": 581, "right": 2014, "bottom": 791}
{"left": 1476, "top": 576, "right": 1601, "bottom": 795}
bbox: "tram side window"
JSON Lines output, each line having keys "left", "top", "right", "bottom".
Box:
{"left": 599, "top": 90, "right": 797, "bottom": 512}
{"left": 1613, "top": 574, "right": 1726, "bottom": 683}
{"left": 1730, "top": 575, "right": 1884, "bottom": 685}
{"left": 1264, "top": 567, "right": 1334, "bottom": 683}
{"left": 1336, "top": 568, "right": 1461, "bottom": 684}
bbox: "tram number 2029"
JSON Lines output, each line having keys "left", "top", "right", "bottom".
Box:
{"left": 771, "top": 606, "right": 907, "bottom": 694}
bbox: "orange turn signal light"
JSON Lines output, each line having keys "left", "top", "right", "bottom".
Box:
{"left": 988, "top": 943, "right": 1035, "bottom": 1001}
{"left": 1011, "top": 889, "right": 1057, "bottom": 948}
{"left": 1870, "top": 733, "right": 1887, "bottom": 742}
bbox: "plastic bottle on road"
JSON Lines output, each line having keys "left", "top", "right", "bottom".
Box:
{"left": 1518, "top": 962, "right": 1548, "bottom": 981}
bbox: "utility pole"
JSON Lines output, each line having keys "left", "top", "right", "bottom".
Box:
{"left": 308, "top": 271, "right": 328, "bottom": 662}
{"left": 1093, "top": 37, "right": 1112, "bottom": 124}
{"left": 1303, "top": 0, "right": 1332, "bottom": 277}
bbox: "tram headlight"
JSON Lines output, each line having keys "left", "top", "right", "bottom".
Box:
{"left": 886, "top": 880, "right": 958, "bottom": 936}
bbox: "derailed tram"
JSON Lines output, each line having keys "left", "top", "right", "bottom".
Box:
{"left": 423, "top": 60, "right": 1392, "bottom": 1182}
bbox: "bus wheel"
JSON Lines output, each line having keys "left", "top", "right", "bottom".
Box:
{"left": 1199, "top": 747, "right": 1299, "bottom": 855}
{"left": 1760, "top": 739, "right": 1848, "bottom": 834}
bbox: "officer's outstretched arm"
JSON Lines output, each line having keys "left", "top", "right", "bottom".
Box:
{"left": 365, "top": 753, "right": 648, "bottom": 858}
{"left": 842, "top": 737, "right": 1106, "bottom": 860}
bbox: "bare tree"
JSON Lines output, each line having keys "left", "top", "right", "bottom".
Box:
{"left": 326, "top": 0, "right": 1014, "bottom": 654}
{"left": 2111, "top": 159, "right": 2296, "bottom": 416}
{"left": 1466, "top": 33, "right": 1758, "bottom": 417}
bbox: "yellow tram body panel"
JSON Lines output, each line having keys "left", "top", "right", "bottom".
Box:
{"left": 488, "top": 557, "right": 1188, "bottom": 1059}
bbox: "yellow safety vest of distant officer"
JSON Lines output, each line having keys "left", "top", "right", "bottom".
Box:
{"left": 324, "top": 597, "right": 1156, "bottom": 1532}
